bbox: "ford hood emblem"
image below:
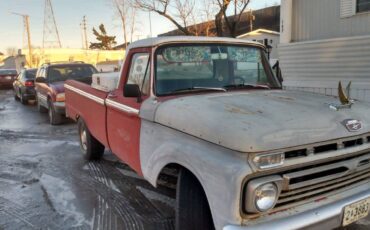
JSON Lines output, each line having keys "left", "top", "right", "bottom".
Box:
{"left": 342, "top": 119, "right": 362, "bottom": 132}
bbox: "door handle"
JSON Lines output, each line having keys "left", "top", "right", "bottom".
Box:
{"left": 108, "top": 93, "right": 117, "bottom": 98}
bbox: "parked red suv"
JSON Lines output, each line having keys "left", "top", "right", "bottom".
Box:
{"left": 35, "top": 62, "right": 97, "bottom": 125}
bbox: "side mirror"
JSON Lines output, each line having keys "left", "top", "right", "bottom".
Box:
{"left": 35, "top": 77, "right": 46, "bottom": 83}
{"left": 124, "top": 84, "right": 142, "bottom": 102}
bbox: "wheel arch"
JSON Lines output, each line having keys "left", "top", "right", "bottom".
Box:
{"left": 156, "top": 162, "right": 215, "bottom": 223}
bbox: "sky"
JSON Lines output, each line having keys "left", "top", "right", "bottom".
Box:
{"left": 0, "top": 0, "right": 280, "bottom": 53}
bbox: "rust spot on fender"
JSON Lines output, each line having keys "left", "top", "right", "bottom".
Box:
{"left": 225, "top": 105, "right": 263, "bottom": 115}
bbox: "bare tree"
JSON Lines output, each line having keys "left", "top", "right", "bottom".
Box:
{"left": 112, "top": 0, "right": 138, "bottom": 49}
{"left": 215, "top": 0, "right": 250, "bottom": 37}
{"left": 134, "top": 0, "right": 197, "bottom": 36}
{"left": 6, "top": 47, "right": 17, "bottom": 56}
{"left": 134, "top": 0, "right": 250, "bottom": 37}
{"left": 201, "top": 0, "right": 218, "bottom": 36}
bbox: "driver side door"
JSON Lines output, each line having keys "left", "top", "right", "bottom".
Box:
{"left": 106, "top": 48, "right": 151, "bottom": 175}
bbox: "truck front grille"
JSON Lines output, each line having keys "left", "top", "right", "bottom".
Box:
{"left": 284, "top": 134, "right": 370, "bottom": 159}
{"left": 275, "top": 152, "right": 370, "bottom": 209}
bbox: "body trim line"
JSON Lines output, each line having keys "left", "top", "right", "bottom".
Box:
{"left": 64, "top": 84, "right": 105, "bottom": 105}
{"left": 105, "top": 99, "right": 139, "bottom": 115}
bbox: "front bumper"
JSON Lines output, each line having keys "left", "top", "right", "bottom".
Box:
{"left": 53, "top": 102, "right": 65, "bottom": 114}
{"left": 224, "top": 182, "right": 370, "bottom": 230}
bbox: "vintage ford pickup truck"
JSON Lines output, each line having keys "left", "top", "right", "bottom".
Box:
{"left": 65, "top": 37, "right": 370, "bottom": 230}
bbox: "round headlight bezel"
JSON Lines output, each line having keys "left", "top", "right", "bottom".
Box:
{"left": 254, "top": 182, "right": 278, "bottom": 212}
{"left": 244, "top": 175, "right": 283, "bottom": 214}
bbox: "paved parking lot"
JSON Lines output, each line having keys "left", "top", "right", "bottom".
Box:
{"left": 0, "top": 88, "right": 369, "bottom": 230}
{"left": 0, "top": 89, "right": 175, "bottom": 230}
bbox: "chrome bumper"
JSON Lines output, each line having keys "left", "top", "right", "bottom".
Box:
{"left": 53, "top": 102, "right": 65, "bottom": 114}
{"left": 224, "top": 183, "right": 370, "bottom": 230}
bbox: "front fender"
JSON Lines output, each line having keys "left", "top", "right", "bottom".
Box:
{"left": 139, "top": 120, "right": 252, "bottom": 230}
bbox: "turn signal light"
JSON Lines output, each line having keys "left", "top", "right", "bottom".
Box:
{"left": 56, "top": 93, "right": 65, "bottom": 102}
{"left": 253, "top": 153, "right": 285, "bottom": 169}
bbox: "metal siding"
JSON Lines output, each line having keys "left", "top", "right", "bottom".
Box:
{"left": 292, "top": 0, "right": 370, "bottom": 42}
{"left": 279, "top": 36, "right": 370, "bottom": 102}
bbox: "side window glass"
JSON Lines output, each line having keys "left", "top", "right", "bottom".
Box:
{"left": 41, "top": 68, "right": 46, "bottom": 78}
{"left": 127, "top": 53, "right": 150, "bottom": 95}
{"left": 36, "top": 68, "right": 44, "bottom": 78}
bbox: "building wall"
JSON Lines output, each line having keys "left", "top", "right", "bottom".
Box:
{"left": 239, "top": 33, "right": 280, "bottom": 60}
{"left": 292, "top": 0, "right": 370, "bottom": 42}
{"left": 22, "top": 48, "right": 125, "bottom": 68}
{"left": 279, "top": 35, "right": 370, "bottom": 102}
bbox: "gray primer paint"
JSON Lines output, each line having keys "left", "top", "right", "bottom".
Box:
{"left": 153, "top": 90, "right": 370, "bottom": 153}
{"left": 139, "top": 89, "right": 370, "bottom": 229}
{"left": 139, "top": 120, "right": 251, "bottom": 229}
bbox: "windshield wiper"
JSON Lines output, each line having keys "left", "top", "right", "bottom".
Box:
{"left": 171, "top": 87, "right": 227, "bottom": 94}
{"left": 223, "top": 84, "right": 271, "bottom": 90}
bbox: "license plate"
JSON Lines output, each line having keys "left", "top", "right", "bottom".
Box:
{"left": 5, "top": 76, "right": 12, "bottom": 80}
{"left": 342, "top": 198, "right": 370, "bottom": 226}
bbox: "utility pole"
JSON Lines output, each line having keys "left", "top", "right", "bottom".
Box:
{"left": 148, "top": 11, "right": 153, "bottom": 38}
{"left": 11, "top": 12, "right": 33, "bottom": 67}
{"left": 249, "top": 9, "right": 255, "bottom": 32}
{"left": 81, "top": 16, "right": 88, "bottom": 49}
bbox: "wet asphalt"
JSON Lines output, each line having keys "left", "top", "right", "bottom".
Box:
{"left": 0, "top": 89, "right": 175, "bottom": 230}
{"left": 1, "top": 89, "right": 370, "bottom": 230}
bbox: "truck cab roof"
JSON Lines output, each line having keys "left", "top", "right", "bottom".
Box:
{"left": 127, "top": 36, "right": 265, "bottom": 50}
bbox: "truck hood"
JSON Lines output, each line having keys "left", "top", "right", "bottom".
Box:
{"left": 154, "top": 90, "right": 370, "bottom": 153}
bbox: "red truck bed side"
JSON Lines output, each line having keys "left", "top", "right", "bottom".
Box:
{"left": 65, "top": 80, "right": 109, "bottom": 148}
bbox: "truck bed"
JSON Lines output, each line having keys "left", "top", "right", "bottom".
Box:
{"left": 65, "top": 80, "right": 109, "bottom": 148}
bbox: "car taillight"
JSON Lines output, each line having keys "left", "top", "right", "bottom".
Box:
{"left": 25, "top": 80, "right": 34, "bottom": 87}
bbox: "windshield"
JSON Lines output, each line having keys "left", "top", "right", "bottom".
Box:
{"left": 25, "top": 69, "right": 37, "bottom": 79}
{"left": 0, "top": 70, "right": 17, "bottom": 75}
{"left": 48, "top": 65, "right": 97, "bottom": 83}
{"left": 155, "top": 44, "right": 280, "bottom": 95}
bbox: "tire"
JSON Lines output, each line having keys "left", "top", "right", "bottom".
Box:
{"left": 14, "top": 90, "right": 19, "bottom": 101}
{"left": 77, "top": 119, "right": 104, "bottom": 160}
{"left": 37, "top": 98, "right": 48, "bottom": 113}
{"left": 20, "top": 91, "right": 28, "bottom": 105}
{"left": 48, "top": 100, "right": 63, "bottom": 125}
{"left": 175, "top": 168, "right": 214, "bottom": 230}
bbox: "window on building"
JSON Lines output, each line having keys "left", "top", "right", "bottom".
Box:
{"left": 357, "top": 0, "right": 370, "bottom": 13}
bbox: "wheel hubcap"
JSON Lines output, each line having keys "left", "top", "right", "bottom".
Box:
{"left": 80, "top": 128, "right": 87, "bottom": 151}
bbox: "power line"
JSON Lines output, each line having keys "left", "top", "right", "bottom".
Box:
{"left": 80, "top": 16, "right": 88, "bottom": 50}
{"left": 43, "top": 0, "right": 62, "bottom": 48}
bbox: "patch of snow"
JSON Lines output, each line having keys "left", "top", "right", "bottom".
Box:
{"left": 107, "top": 179, "right": 121, "bottom": 193}
{"left": 40, "top": 174, "right": 92, "bottom": 228}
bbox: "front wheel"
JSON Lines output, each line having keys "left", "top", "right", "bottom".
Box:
{"left": 37, "top": 98, "right": 48, "bottom": 113}
{"left": 14, "top": 90, "right": 19, "bottom": 101}
{"left": 175, "top": 168, "right": 214, "bottom": 230}
{"left": 77, "top": 119, "right": 104, "bottom": 160}
{"left": 48, "top": 101, "right": 63, "bottom": 125}
{"left": 20, "top": 91, "right": 28, "bottom": 105}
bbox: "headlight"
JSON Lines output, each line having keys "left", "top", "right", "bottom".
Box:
{"left": 255, "top": 183, "right": 278, "bottom": 212}
{"left": 253, "top": 152, "right": 284, "bottom": 169}
{"left": 56, "top": 93, "right": 65, "bottom": 102}
{"left": 244, "top": 175, "right": 282, "bottom": 213}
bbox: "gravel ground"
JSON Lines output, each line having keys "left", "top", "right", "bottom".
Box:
{"left": 0, "top": 88, "right": 369, "bottom": 230}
